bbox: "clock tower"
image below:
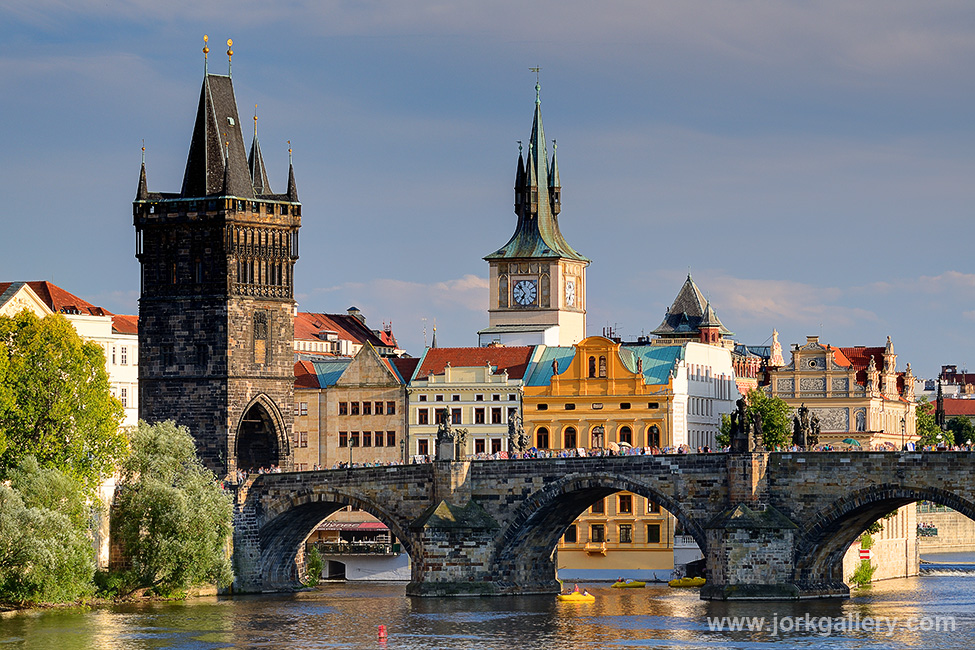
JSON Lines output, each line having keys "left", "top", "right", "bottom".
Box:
{"left": 478, "top": 82, "right": 590, "bottom": 347}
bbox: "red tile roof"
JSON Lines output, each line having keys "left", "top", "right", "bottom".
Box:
{"left": 294, "top": 361, "right": 321, "bottom": 389}
{"left": 942, "top": 399, "right": 975, "bottom": 417}
{"left": 0, "top": 281, "right": 111, "bottom": 317}
{"left": 112, "top": 314, "right": 139, "bottom": 335}
{"left": 837, "top": 346, "right": 885, "bottom": 387}
{"left": 294, "top": 311, "right": 390, "bottom": 349}
{"left": 389, "top": 357, "right": 420, "bottom": 383}
{"left": 416, "top": 346, "right": 535, "bottom": 380}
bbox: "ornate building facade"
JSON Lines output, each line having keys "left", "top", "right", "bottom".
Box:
{"left": 479, "top": 83, "right": 590, "bottom": 347}
{"left": 134, "top": 51, "right": 301, "bottom": 474}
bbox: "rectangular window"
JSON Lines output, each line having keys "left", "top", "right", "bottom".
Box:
{"left": 620, "top": 402, "right": 631, "bottom": 410}
{"left": 418, "top": 409, "right": 429, "bottom": 425}
{"left": 648, "top": 402, "right": 659, "bottom": 409}
{"left": 491, "top": 438, "right": 502, "bottom": 453}
{"left": 339, "top": 402, "right": 348, "bottom": 415}
{"left": 451, "top": 408, "right": 462, "bottom": 425}
{"left": 418, "top": 439, "right": 429, "bottom": 455}
{"left": 294, "top": 403, "right": 300, "bottom": 416}
{"left": 121, "top": 347, "right": 128, "bottom": 365}
{"left": 351, "top": 402, "right": 360, "bottom": 415}
{"left": 350, "top": 431, "right": 359, "bottom": 447}
{"left": 112, "top": 346, "right": 117, "bottom": 364}
{"left": 564, "top": 403, "right": 576, "bottom": 410}
{"left": 563, "top": 524, "right": 577, "bottom": 544}
{"left": 619, "top": 524, "right": 633, "bottom": 544}
{"left": 375, "top": 401, "right": 384, "bottom": 415}
{"left": 120, "top": 387, "right": 127, "bottom": 408}
{"left": 590, "top": 524, "right": 605, "bottom": 543}
{"left": 435, "top": 408, "right": 447, "bottom": 425}
{"left": 300, "top": 432, "right": 308, "bottom": 448}
{"left": 386, "top": 431, "right": 395, "bottom": 447}
{"left": 492, "top": 394, "right": 501, "bottom": 401}
{"left": 387, "top": 402, "right": 396, "bottom": 415}
{"left": 491, "top": 407, "right": 502, "bottom": 424}
{"left": 362, "top": 401, "right": 372, "bottom": 416}
{"left": 508, "top": 394, "right": 516, "bottom": 402}
{"left": 339, "top": 432, "right": 348, "bottom": 447}
{"left": 362, "top": 431, "right": 372, "bottom": 447}
{"left": 618, "top": 494, "right": 632, "bottom": 514}
{"left": 419, "top": 394, "right": 427, "bottom": 402}
{"left": 537, "top": 404, "right": 548, "bottom": 411}
{"left": 591, "top": 499, "right": 605, "bottom": 514}
{"left": 435, "top": 394, "right": 444, "bottom": 402}
{"left": 475, "top": 394, "right": 484, "bottom": 402}
{"left": 452, "top": 394, "right": 461, "bottom": 402}
{"left": 475, "top": 439, "right": 486, "bottom": 454}
{"left": 300, "top": 402, "right": 308, "bottom": 416}
{"left": 647, "top": 524, "right": 661, "bottom": 544}
{"left": 648, "top": 501, "right": 661, "bottom": 514}
{"left": 475, "top": 408, "right": 485, "bottom": 424}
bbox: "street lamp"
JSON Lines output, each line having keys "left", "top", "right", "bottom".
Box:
{"left": 349, "top": 434, "right": 357, "bottom": 466}
{"left": 400, "top": 437, "right": 406, "bottom": 464}
{"left": 900, "top": 416, "right": 906, "bottom": 451}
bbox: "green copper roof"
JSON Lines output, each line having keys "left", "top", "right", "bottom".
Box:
{"left": 619, "top": 344, "right": 684, "bottom": 385}
{"left": 485, "top": 86, "right": 588, "bottom": 262}
{"left": 524, "top": 346, "right": 576, "bottom": 386}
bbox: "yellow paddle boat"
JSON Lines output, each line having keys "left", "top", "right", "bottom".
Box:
{"left": 611, "top": 579, "right": 646, "bottom": 589}
{"left": 668, "top": 576, "right": 705, "bottom": 588}
{"left": 557, "top": 591, "right": 596, "bottom": 603}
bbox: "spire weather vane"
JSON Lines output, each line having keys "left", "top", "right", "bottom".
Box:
{"left": 227, "top": 39, "right": 233, "bottom": 76}
{"left": 202, "top": 34, "right": 209, "bottom": 72}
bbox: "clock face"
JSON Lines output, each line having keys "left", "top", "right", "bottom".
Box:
{"left": 565, "top": 279, "right": 576, "bottom": 307}
{"left": 512, "top": 279, "right": 537, "bottom": 306}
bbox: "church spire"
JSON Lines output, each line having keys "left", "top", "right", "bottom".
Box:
{"left": 286, "top": 141, "right": 299, "bottom": 202}
{"left": 485, "top": 79, "right": 587, "bottom": 262}
{"left": 136, "top": 141, "right": 148, "bottom": 201}
{"left": 548, "top": 139, "right": 561, "bottom": 216}
{"left": 249, "top": 106, "right": 272, "bottom": 195}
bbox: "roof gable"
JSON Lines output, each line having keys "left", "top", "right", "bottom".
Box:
{"left": 336, "top": 344, "right": 401, "bottom": 386}
{"left": 416, "top": 346, "right": 536, "bottom": 380}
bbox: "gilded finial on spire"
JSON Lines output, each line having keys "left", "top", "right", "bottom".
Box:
{"left": 552, "top": 139, "right": 557, "bottom": 152}
{"left": 530, "top": 66, "right": 541, "bottom": 104}
{"left": 223, "top": 134, "right": 230, "bottom": 162}
{"left": 288, "top": 140, "right": 293, "bottom": 165}
{"left": 203, "top": 34, "right": 209, "bottom": 73}
{"left": 517, "top": 140, "right": 523, "bottom": 155}
{"left": 141, "top": 139, "right": 146, "bottom": 164}
{"left": 253, "top": 105, "right": 258, "bottom": 137}
{"left": 227, "top": 38, "right": 233, "bottom": 76}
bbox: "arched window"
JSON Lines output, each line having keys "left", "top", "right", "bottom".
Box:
{"left": 648, "top": 425, "right": 660, "bottom": 448}
{"left": 599, "top": 356, "right": 607, "bottom": 378}
{"left": 619, "top": 426, "right": 632, "bottom": 446}
{"left": 536, "top": 427, "right": 549, "bottom": 449}
{"left": 564, "top": 427, "right": 577, "bottom": 449}
{"left": 588, "top": 356, "right": 596, "bottom": 378}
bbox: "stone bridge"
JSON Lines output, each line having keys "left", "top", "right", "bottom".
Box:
{"left": 232, "top": 451, "right": 975, "bottom": 600}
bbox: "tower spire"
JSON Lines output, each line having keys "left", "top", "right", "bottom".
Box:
{"left": 286, "top": 140, "right": 299, "bottom": 202}
{"left": 136, "top": 141, "right": 148, "bottom": 201}
{"left": 248, "top": 105, "right": 271, "bottom": 195}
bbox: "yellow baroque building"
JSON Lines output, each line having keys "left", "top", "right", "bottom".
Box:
{"left": 522, "top": 336, "right": 683, "bottom": 581}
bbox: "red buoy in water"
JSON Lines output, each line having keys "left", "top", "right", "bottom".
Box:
{"left": 378, "top": 624, "right": 388, "bottom": 640}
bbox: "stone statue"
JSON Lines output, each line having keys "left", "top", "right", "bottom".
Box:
{"left": 552, "top": 359, "right": 559, "bottom": 375}
{"left": 508, "top": 409, "right": 527, "bottom": 453}
{"left": 436, "top": 407, "right": 453, "bottom": 444}
{"left": 809, "top": 413, "right": 821, "bottom": 448}
{"left": 792, "top": 415, "right": 805, "bottom": 448}
{"left": 731, "top": 397, "right": 750, "bottom": 453}
{"left": 798, "top": 403, "right": 810, "bottom": 437}
{"left": 454, "top": 427, "right": 469, "bottom": 454}
{"left": 751, "top": 410, "right": 764, "bottom": 451}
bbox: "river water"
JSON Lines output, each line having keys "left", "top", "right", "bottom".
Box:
{"left": 4, "top": 564, "right": 975, "bottom": 649}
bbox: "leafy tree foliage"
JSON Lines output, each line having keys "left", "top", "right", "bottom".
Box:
{"left": 915, "top": 398, "right": 941, "bottom": 447}
{"left": 0, "top": 311, "right": 126, "bottom": 491}
{"left": 113, "top": 421, "right": 233, "bottom": 595}
{"left": 945, "top": 417, "right": 972, "bottom": 447}
{"left": 717, "top": 414, "right": 732, "bottom": 447}
{"left": 745, "top": 389, "right": 792, "bottom": 449}
{"left": 0, "top": 459, "right": 95, "bottom": 605}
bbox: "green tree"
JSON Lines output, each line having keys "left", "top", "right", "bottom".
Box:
{"left": 0, "top": 311, "right": 126, "bottom": 491}
{"left": 745, "top": 389, "right": 792, "bottom": 449}
{"left": 717, "top": 413, "right": 733, "bottom": 447}
{"left": 915, "top": 398, "right": 942, "bottom": 447}
{"left": 112, "top": 421, "right": 233, "bottom": 596}
{"left": 0, "top": 459, "right": 95, "bottom": 605}
{"left": 945, "top": 417, "right": 971, "bottom": 447}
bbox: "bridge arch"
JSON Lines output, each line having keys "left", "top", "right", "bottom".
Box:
{"left": 494, "top": 472, "right": 707, "bottom": 588}
{"left": 795, "top": 484, "right": 975, "bottom": 586}
{"left": 252, "top": 483, "right": 417, "bottom": 589}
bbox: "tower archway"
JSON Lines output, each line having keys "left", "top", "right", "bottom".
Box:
{"left": 235, "top": 395, "right": 287, "bottom": 472}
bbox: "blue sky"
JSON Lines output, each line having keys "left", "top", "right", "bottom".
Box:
{"left": 2, "top": 1, "right": 974, "bottom": 378}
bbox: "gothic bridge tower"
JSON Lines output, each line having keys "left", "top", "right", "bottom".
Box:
{"left": 479, "top": 81, "right": 590, "bottom": 347}
{"left": 134, "top": 41, "right": 300, "bottom": 475}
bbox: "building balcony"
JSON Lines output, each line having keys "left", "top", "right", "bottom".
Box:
{"left": 308, "top": 541, "right": 401, "bottom": 556}
{"left": 584, "top": 541, "right": 607, "bottom": 555}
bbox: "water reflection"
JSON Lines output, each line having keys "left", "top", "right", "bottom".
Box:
{"left": 2, "top": 577, "right": 975, "bottom": 649}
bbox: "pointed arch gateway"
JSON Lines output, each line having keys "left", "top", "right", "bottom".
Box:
{"left": 235, "top": 394, "right": 290, "bottom": 472}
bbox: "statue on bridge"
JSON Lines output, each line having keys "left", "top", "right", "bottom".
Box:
{"left": 751, "top": 410, "right": 764, "bottom": 451}
{"left": 809, "top": 412, "right": 821, "bottom": 448}
{"left": 436, "top": 407, "right": 456, "bottom": 461}
{"left": 792, "top": 414, "right": 805, "bottom": 448}
{"left": 508, "top": 409, "right": 528, "bottom": 454}
{"left": 730, "top": 397, "right": 751, "bottom": 453}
